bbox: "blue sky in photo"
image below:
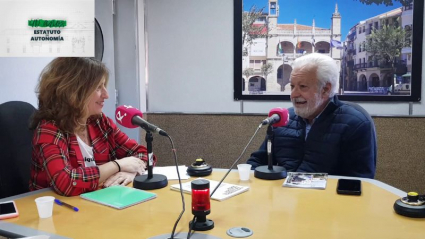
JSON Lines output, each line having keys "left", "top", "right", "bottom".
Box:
{"left": 243, "top": 0, "right": 403, "bottom": 40}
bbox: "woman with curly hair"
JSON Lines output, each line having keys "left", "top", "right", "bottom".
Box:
{"left": 30, "top": 57, "right": 151, "bottom": 196}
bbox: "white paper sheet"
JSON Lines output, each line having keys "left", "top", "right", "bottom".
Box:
{"left": 145, "top": 165, "right": 190, "bottom": 180}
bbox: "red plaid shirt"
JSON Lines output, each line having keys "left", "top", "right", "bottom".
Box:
{"left": 29, "top": 114, "right": 153, "bottom": 196}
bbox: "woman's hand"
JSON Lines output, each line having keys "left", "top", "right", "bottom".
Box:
{"left": 103, "top": 172, "right": 137, "bottom": 187}
{"left": 117, "top": 156, "right": 147, "bottom": 175}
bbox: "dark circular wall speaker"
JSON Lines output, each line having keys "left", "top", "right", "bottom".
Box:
{"left": 94, "top": 18, "right": 104, "bottom": 61}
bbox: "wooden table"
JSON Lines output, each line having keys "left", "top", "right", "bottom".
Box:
{"left": 0, "top": 171, "right": 424, "bottom": 239}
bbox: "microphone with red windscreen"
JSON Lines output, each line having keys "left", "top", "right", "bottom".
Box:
{"left": 115, "top": 105, "right": 168, "bottom": 191}
{"left": 261, "top": 107, "right": 289, "bottom": 127}
{"left": 254, "top": 107, "right": 289, "bottom": 180}
{"left": 115, "top": 105, "right": 168, "bottom": 136}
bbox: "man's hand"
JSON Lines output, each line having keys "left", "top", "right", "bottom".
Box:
{"left": 103, "top": 172, "right": 137, "bottom": 187}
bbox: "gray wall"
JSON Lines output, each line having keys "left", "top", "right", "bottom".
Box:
{"left": 95, "top": 0, "right": 117, "bottom": 119}
{"left": 113, "top": 0, "right": 142, "bottom": 140}
{"left": 0, "top": 57, "right": 52, "bottom": 108}
{"left": 146, "top": 0, "right": 240, "bottom": 113}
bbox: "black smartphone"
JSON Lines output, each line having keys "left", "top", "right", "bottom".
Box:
{"left": 0, "top": 201, "right": 19, "bottom": 219}
{"left": 337, "top": 179, "right": 361, "bottom": 195}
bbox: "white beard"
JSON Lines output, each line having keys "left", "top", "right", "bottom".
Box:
{"left": 292, "top": 93, "right": 325, "bottom": 119}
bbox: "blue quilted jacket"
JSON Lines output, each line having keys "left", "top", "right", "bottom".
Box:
{"left": 247, "top": 96, "right": 376, "bottom": 179}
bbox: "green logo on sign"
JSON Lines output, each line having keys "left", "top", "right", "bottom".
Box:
{"left": 28, "top": 19, "right": 67, "bottom": 28}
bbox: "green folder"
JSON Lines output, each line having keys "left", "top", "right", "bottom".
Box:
{"left": 80, "top": 186, "right": 157, "bottom": 209}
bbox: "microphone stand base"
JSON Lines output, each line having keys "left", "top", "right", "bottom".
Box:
{"left": 148, "top": 233, "right": 221, "bottom": 239}
{"left": 254, "top": 165, "right": 287, "bottom": 180}
{"left": 133, "top": 174, "right": 168, "bottom": 190}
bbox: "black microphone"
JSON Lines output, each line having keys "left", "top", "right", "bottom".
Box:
{"left": 262, "top": 114, "right": 280, "bottom": 125}
{"left": 132, "top": 115, "right": 168, "bottom": 136}
{"left": 255, "top": 108, "right": 289, "bottom": 180}
{"left": 115, "top": 105, "right": 186, "bottom": 239}
{"left": 115, "top": 105, "right": 168, "bottom": 136}
{"left": 261, "top": 108, "right": 289, "bottom": 127}
{"left": 115, "top": 104, "right": 168, "bottom": 190}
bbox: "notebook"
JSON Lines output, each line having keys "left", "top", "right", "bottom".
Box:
{"left": 80, "top": 185, "right": 157, "bottom": 209}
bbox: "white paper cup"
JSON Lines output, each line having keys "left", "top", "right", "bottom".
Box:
{"left": 35, "top": 196, "right": 55, "bottom": 218}
{"left": 237, "top": 164, "right": 252, "bottom": 181}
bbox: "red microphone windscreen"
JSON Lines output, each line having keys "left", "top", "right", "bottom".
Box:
{"left": 268, "top": 108, "right": 289, "bottom": 127}
{"left": 115, "top": 105, "right": 143, "bottom": 128}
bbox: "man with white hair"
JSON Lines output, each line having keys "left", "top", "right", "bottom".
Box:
{"left": 247, "top": 53, "right": 376, "bottom": 178}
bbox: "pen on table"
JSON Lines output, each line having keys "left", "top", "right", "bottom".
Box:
{"left": 54, "top": 199, "right": 79, "bottom": 212}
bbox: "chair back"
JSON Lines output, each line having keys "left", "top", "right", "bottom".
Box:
{"left": 0, "top": 101, "right": 36, "bottom": 198}
{"left": 341, "top": 100, "right": 377, "bottom": 167}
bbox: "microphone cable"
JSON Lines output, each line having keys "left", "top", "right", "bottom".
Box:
{"left": 170, "top": 122, "right": 264, "bottom": 238}
{"left": 187, "top": 215, "right": 196, "bottom": 239}
{"left": 210, "top": 123, "right": 263, "bottom": 197}
{"left": 167, "top": 135, "right": 195, "bottom": 239}
{"left": 167, "top": 135, "right": 186, "bottom": 239}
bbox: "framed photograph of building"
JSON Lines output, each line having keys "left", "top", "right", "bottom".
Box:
{"left": 234, "top": 0, "right": 423, "bottom": 101}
